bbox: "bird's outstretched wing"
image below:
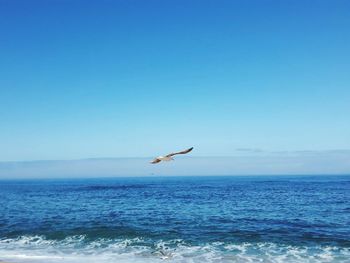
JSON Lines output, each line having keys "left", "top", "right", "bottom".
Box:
{"left": 150, "top": 158, "right": 161, "bottom": 164}
{"left": 166, "top": 147, "right": 194, "bottom": 157}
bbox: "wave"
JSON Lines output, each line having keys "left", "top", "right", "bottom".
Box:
{"left": 0, "top": 235, "right": 349, "bottom": 263}
{"left": 78, "top": 184, "right": 150, "bottom": 191}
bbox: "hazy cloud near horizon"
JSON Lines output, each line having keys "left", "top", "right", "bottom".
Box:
{"left": 0, "top": 150, "right": 349, "bottom": 179}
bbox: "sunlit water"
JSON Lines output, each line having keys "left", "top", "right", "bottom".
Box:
{"left": 1, "top": 176, "right": 349, "bottom": 262}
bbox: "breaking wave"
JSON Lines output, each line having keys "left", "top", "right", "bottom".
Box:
{"left": 1, "top": 235, "right": 349, "bottom": 263}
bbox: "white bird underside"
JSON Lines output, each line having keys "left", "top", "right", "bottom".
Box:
{"left": 156, "top": 156, "right": 173, "bottom": 161}
{"left": 150, "top": 147, "right": 193, "bottom": 164}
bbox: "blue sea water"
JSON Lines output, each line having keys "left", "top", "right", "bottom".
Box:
{"left": 0, "top": 175, "right": 349, "bottom": 262}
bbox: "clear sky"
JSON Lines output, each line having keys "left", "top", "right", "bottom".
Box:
{"left": 1, "top": 0, "right": 349, "bottom": 162}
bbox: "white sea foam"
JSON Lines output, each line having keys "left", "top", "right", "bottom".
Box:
{"left": 0, "top": 236, "right": 349, "bottom": 263}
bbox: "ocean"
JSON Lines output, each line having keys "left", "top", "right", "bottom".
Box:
{"left": 0, "top": 175, "right": 349, "bottom": 262}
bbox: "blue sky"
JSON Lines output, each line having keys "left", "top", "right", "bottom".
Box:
{"left": 1, "top": 0, "right": 350, "bottom": 162}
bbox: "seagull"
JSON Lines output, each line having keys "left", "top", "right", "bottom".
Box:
{"left": 150, "top": 147, "right": 194, "bottom": 164}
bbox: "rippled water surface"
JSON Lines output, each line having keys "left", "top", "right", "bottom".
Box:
{"left": 1, "top": 176, "right": 350, "bottom": 262}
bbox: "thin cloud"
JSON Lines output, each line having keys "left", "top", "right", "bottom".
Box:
{"left": 235, "top": 148, "right": 264, "bottom": 153}
{"left": 1, "top": 150, "right": 349, "bottom": 179}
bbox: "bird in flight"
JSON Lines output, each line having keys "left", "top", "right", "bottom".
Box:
{"left": 150, "top": 147, "right": 194, "bottom": 164}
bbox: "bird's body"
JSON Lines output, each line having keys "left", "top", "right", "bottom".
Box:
{"left": 156, "top": 156, "right": 174, "bottom": 162}
{"left": 150, "top": 147, "right": 193, "bottom": 164}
